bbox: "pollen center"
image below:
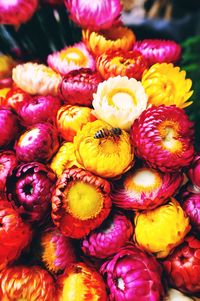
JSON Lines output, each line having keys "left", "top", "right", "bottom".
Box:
{"left": 108, "top": 88, "right": 137, "bottom": 108}
{"left": 62, "top": 273, "right": 88, "bottom": 301}
{"left": 117, "top": 277, "right": 125, "bottom": 291}
{"left": 41, "top": 233, "right": 57, "bottom": 272}
{"left": 159, "top": 121, "right": 182, "bottom": 153}
{"left": 61, "top": 48, "right": 87, "bottom": 66}
{"left": 66, "top": 181, "right": 103, "bottom": 220}
{"left": 124, "top": 168, "right": 162, "bottom": 193}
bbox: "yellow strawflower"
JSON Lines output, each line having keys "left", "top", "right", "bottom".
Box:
{"left": 134, "top": 198, "right": 190, "bottom": 258}
{"left": 74, "top": 120, "right": 134, "bottom": 178}
{"left": 142, "top": 63, "right": 193, "bottom": 108}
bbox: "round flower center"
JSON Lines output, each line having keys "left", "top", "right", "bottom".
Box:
{"left": 110, "top": 56, "right": 135, "bottom": 67}
{"left": 65, "top": 181, "right": 103, "bottom": 221}
{"left": 124, "top": 168, "right": 162, "bottom": 193}
{"left": 23, "top": 183, "right": 33, "bottom": 195}
{"left": 158, "top": 121, "right": 182, "bottom": 153}
{"left": 108, "top": 88, "right": 137, "bottom": 108}
{"left": 41, "top": 232, "right": 57, "bottom": 272}
{"left": 18, "top": 128, "right": 40, "bottom": 147}
{"left": 117, "top": 277, "right": 125, "bottom": 291}
{"left": 62, "top": 272, "right": 88, "bottom": 301}
{"left": 60, "top": 48, "right": 87, "bottom": 66}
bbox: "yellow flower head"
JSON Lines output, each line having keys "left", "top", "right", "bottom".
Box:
{"left": 142, "top": 63, "right": 193, "bottom": 108}
{"left": 50, "top": 142, "right": 82, "bottom": 177}
{"left": 82, "top": 26, "right": 135, "bottom": 57}
{"left": 12, "top": 63, "right": 62, "bottom": 96}
{"left": 134, "top": 198, "right": 190, "bottom": 258}
{"left": 93, "top": 75, "right": 148, "bottom": 131}
{"left": 0, "top": 55, "right": 16, "bottom": 79}
{"left": 74, "top": 120, "right": 134, "bottom": 178}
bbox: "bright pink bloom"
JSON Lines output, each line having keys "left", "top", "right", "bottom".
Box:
{"left": 131, "top": 105, "right": 194, "bottom": 172}
{"left": 133, "top": 39, "right": 181, "bottom": 65}
{"left": 81, "top": 211, "right": 133, "bottom": 259}
{"left": 112, "top": 167, "right": 183, "bottom": 210}
{"left": 0, "top": 0, "right": 38, "bottom": 26}
{"left": 65, "top": 0, "right": 122, "bottom": 31}
{"left": 101, "top": 244, "right": 164, "bottom": 301}
{"left": 47, "top": 42, "right": 95, "bottom": 76}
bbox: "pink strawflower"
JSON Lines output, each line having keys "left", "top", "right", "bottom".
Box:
{"left": 0, "top": 0, "right": 38, "bottom": 26}
{"left": 133, "top": 39, "right": 181, "bottom": 65}
{"left": 100, "top": 244, "right": 164, "bottom": 301}
{"left": 59, "top": 68, "right": 102, "bottom": 107}
{"left": 65, "top": 0, "right": 122, "bottom": 31}
{"left": 131, "top": 105, "right": 194, "bottom": 172}
{"left": 112, "top": 167, "right": 183, "bottom": 210}
{"left": 47, "top": 42, "right": 95, "bottom": 76}
{"left": 81, "top": 211, "right": 133, "bottom": 259}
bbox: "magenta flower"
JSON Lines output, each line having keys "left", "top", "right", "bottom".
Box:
{"left": 6, "top": 162, "right": 57, "bottom": 224}
{"left": 133, "top": 39, "right": 181, "bottom": 65}
{"left": 65, "top": 0, "right": 122, "bottom": 31}
{"left": 112, "top": 167, "right": 183, "bottom": 210}
{"left": 17, "top": 95, "right": 61, "bottom": 127}
{"left": 59, "top": 68, "right": 102, "bottom": 107}
{"left": 187, "top": 153, "right": 200, "bottom": 190}
{"left": 0, "top": 151, "right": 17, "bottom": 194}
{"left": 0, "top": 0, "right": 38, "bottom": 26}
{"left": 47, "top": 42, "right": 95, "bottom": 76}
{"left": 81, "top": 211, "right": 133, "bottom": 259}
{"left": 0, "top": 107, "right": 19, "bottom": 148}
{"left": 100, "top": 244, "right": 164, "bottom": 301}
{"left": 15, "top": 123, "right": 59, "bottom": 163}
{"left": 40, "top": 227, "right": 76, "bottom": 273}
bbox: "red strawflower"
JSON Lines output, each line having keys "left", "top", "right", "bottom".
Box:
{"left": 131, "top": 105, "right": 194, "bottom": 172}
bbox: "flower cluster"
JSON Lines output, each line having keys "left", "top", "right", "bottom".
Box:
{"left": 0, "top": 0, "right": 199, "bottom": 300}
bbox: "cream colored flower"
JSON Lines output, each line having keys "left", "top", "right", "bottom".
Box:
{"left": 12, "top": 63, "right": 61, "bottom": 96}
{"left": 92, "top": 76, "right": 148, "bottom": 131}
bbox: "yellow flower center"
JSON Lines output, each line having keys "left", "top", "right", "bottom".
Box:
{"left": 124, "top": 168, "right": 162, "bottom": 193}
{"left": 62, "top": 271, "right": 98, "bottom": 301}
{"left": 41, "top": 232, "right": 57, "bottom": 273}
{"left": 65, "top": 181, "right": 103, "bottom": 221}
{"left": 162, "top": 80, "right": 175, "bottom": 95}
{"left": 60, "top": 48, "right": 87, "bottom": 66}
{"left": 18, "top": 128, "right": 40, "bottom": 147}
{"left": 107, "top": 88, "right": 137, "bottom": 108}
{"left": 158, "top": 121, "right": 182, "bottom": 153}
{"left": 110, "top": 56, "right": 135, "bottom": 67}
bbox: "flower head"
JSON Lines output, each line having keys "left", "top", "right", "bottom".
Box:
{"left": 17, "top": 95, "right": 61, "bottom": 126}
{"left": 0, "top": 265, "right": 56, "bottom": 300}
{"left": 83, "top": 26, "right": 135, "bottom": 57}
{"left": 47, "top": 42, "right": 95, "bottom": 76}
{"left": 0, "top": 107, "right": 19, "bottom": 148}
{"left": 15, "top": 123, "right": 59, "bottom": 163}
{"left": 65, "top": 0, "right": 122, "bottom": 31}
{"left": 6, "top": 162, "right": 57, "bottom": 224}
{"left": 40, "top": 227, "right": 76, "bottom": 273}
{"left": 51, "top": 168, "right": 111, "bottom": 238}
{"left": 133, "top": 39, "right": 181, "bottom": 65}
{"left": 74, "top": 120, "right": 134, "bottom": 178}
{"left": 56, "top": 104, "right": 96, "bottom": 142}
{"left": 93, "top": 76, "right": 147, "bottom": 131}
{"left": 56, "top": 262, "right": 107, "bottom": 301}
{"left": 12, "top": 63, "right": 62, "bottom": 96}
{"left": 163, "top": 236, "right": 200, "bottom": 294}
{"left": 142, "top": 63, "right": 193, "bottom": 108}
{"left": 81, "top": 211, "right": 133, "bottom": 259}
{"left": 96, "top": 49, "right": 148, "bottom": 80}
{"left": 5, "top": 86, "right": 32, "bottom": 111}
{"left": 0, "top": 55, "right": 17, "bottom": 79}
{"left": 0, "top": 199, "right": 32, "bottom": 271}
{"left": 131, "top": 105, "right": 194, "bottom": 172}
{"left": 0, "top": 0, "right": 38, "bottom": 26}
{"left": 112, "top": 167, "right": 183, "bottom": 210}
{"left": 100, "top": 244, "right": 164, "bottom": 301}
{"left": 50, "top": 142, "right": 82, "bottom": 177}
{"left": 0, "top": 151, "right": 17, "bottom": 194}
{"left": 59, "top": 68, "right": 102, "bottom": 106}
{"left": 134, "top": 198, "right": 191, "bottom": 258}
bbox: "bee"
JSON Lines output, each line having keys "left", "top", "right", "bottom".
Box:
{"left": 94, "top": 127, "right": 122, "bottom": 139}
